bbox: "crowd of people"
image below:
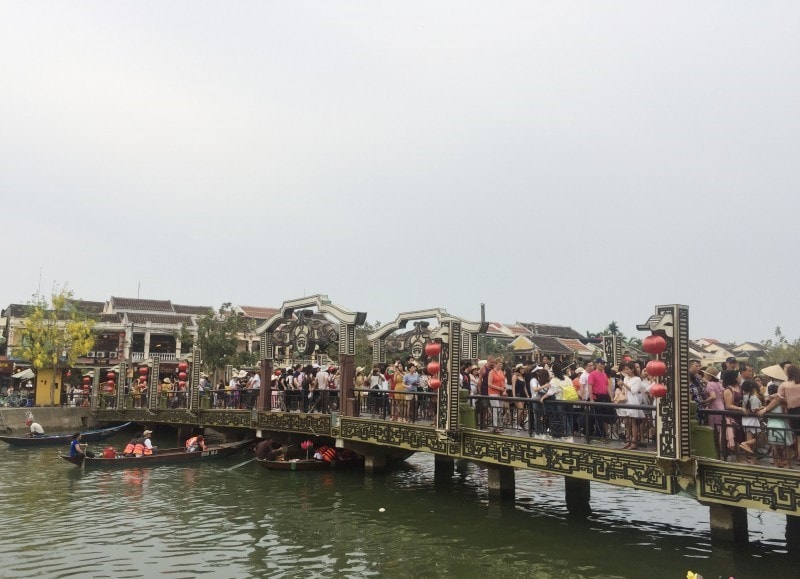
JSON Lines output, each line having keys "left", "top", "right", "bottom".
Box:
{"left": 694, "top": 357, "right": 800, "bottom": 468}
{"left": 270, "top": 364, "right": 341, "bottom": 413}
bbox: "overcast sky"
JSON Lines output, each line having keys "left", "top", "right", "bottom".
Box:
{"left": 1, "top": 2, "right": 798, "bottom": 343}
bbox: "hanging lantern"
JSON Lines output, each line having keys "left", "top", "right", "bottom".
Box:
{"left": 104, "top": 380, "right": 115, "bottom": 393}
{"left": 178, "top": 371, "right": 188, "bottom": 381}
{"left": 66, "top": 370, "right": 72, "bottom": 378}
{"left": 650, "top": 383, "right": 668, "bottom": 398}
{"left": 178, "top": 380, "right": 187, "bottom": 389}
{"left": 178, "top": 361, "right": 189, "bottom": 372}
{"left": 646, "top": 360, "right": 667, "bottom": 377}
{"left": 429, "top": 379, "right": 442, "bottom": 390}
{"left": 622, "top": 356, "right": 632, "bottom": 363}
{"left": 82, "top": 376, "right": 91, "bottom": 385}
{"left": 642, "top": 334, "right": 667, "bottom": 356}
{"left": 106, "top": 372, "right": 115, "bottom": 381}
{"left": 424, "top": 342, "right": 442, "bottom": 357}
{"left": 139, "top": 367, "right": 148, "bottom": 376}
{"left": 427, "top": 361, "right": 441, "bottom": 376}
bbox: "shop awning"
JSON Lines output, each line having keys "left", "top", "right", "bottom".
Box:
{"left": 12, "top": 368, "right": 35, "bottom": 380}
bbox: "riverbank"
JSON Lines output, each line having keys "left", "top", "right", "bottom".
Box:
{"left": 0, "top": 406, "right": 95, "bottom": 434}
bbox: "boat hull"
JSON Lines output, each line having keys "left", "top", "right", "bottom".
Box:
{"left": 59, "top": 439, "right": 253, "bottom": 468}
{"left": 0, "top": 422, "right": 132, "bottom": 447}
{"left": 258, "top": 457, "right": 361, "bottom": 471}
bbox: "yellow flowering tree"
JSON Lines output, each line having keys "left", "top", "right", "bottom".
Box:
{"left": 16, "top": 289, "right": 95, "bottom": 406}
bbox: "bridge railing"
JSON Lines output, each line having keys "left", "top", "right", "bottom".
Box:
{"left": 699, "top": 407, "right": 796, "bottom": 466}
{"left": 469, "top": 395, "right": 656, "bottom": 446}
{"left": 353, "top": 388, "right": 437, "bottom": 424}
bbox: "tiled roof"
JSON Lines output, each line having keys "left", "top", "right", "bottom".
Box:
{"left": 69, "top": 300, "right": 106, "bottom": 314}
{"left": 99, "top": 313, "right": 124, "bottom": 323}
{"left": 558, "top": 338, "right": 594, "bottom": 356}
{"left": 505, "top": 324, "right": 532, "bottom": 337}
{"left": 111, "top": 297, "right": 174, "bottom": 312}
{"left": 238, "top": 306, "right": 280, "bottom": 320}
{"left": 126, "top": 313, "right": 194, "bottom": 325}
{"left": 174, "top": 304, "right": 213, "bottom": 315}
{"left": 518, "top": 322, "right": 584, "bottom": 340}
{"left": 529, "top": 336, "right": 574, "bottom": 355}
{"left": 2, "top": 304, "right": 29, "bottom": 318}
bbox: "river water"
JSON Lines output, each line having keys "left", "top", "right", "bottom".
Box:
{"left": 0, "top": 431, "right": 796, "bottom": 578}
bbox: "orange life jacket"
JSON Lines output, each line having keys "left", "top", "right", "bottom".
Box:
{"left": 321, "top": 447, "right": 337, "bottom": 463}
{"left": 123, "top": 442, "right": 135, "bottom": 455}
{"left": 133, "top": 442, "right": 145, "bottom": 456}
{"left": 143, "top": 445, "right": 153, "bottom": 456}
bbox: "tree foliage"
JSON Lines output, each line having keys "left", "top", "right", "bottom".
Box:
{"left": 197, "top": 303, "right": 257, "bottom": 376}
{"left": 761, "top": 326, "right": 800, "bottom": 368}
{"left": 16, "top": 288, "right": 95, "bottom": 405}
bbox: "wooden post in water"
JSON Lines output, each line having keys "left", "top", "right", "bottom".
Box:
{"left": 363, "top": 453, "right": 387, "bottom": 475}
{"left": 564, "top": 477, "right": 591, "bottom": 518}
{"left": 708, "top": 504, "right": 748, "bottom": 545}
{"left": 487, "top": 465, "right": 515, "bottom": 500}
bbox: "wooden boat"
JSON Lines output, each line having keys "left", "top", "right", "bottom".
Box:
{"left": 59, "top": 439, "right": 253, "bottom": 468}
{"left": 257, "top": 456, "right": 362, "bottom": 471}
{"left": 0, "top": 422, "right": 132, "bottom": 447}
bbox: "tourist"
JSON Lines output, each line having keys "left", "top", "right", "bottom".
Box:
{"left": 123, "top": 433, "right": 145, "bottom": 457}
{"left": 392, "top": 364, "right": 406, "bottom": 422}
{"left": 542, "top": 362, "right": 570, "bottom": 437}
{"left": 738, "top": 380, "right": 762, "bottom": 463}
{"left": 403, "top": 364, "right": 420, "bottom": 422}
{"left": 761, "top": 384, "right": 792, "bottom": 468}
{"left": 468, "top": 365, "right": 480, "bottom": 401}
{"left": 511, "top": 364, "right": 529, "bottom": 430}
{"left": 588, "top": 359, "right": 612, "bottom": 437}
{"left": 27, "top": 420, "right": 44, "bottom": 437}
{"left": 488, "top": 359, "right": 507, "bottom": 432}
{"left": 255, "top": 438, "right": 285, "bottom": 461}
{"left": 619, "top": 361, "right": 645, "bottom": 449}
{"left": 143, "top": 429, "right": 157, "bottom": 455}
{"left": 530, "top": 368, "right": 551, "bottom": 435}
{"left": 759, "top": 363, "right": 800, "bottom": 462}
{"left": 185, "top": 434, "right": 207, "bottom": 452}
{"left": 700, "top": 366, "right": 724, "bottom": 447}
{"left": 721, "top": 370, "right": 744, "bottom": 456}
{"left": 688, "top": 359, "right": 705, "bottom": 414}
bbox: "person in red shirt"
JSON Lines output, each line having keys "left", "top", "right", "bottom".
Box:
{"left": 588, "top": 359, "right": 612, "bottom": 437}
{"left": 489, "top": 359, "right": 507, "bottom": 432}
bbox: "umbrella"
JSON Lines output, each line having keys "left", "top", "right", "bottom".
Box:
{"left": 760, "top": 364, "right": 787, "bottom": 381}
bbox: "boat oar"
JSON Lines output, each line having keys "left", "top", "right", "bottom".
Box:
{"left": 227, "top": 457, "right": 257, "bottom": 471}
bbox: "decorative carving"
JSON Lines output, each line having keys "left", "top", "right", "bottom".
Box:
{"left": 257, "top": 413, "right": 332, "bottom": 433}
{"left": 463, "top": 433, "right": 672, "bottom": 492}
{"left": 339, "top": 418, "right": 449, "bottom": 453}
{"left": 697, "top": 460, "right": 800, "bottom": 514}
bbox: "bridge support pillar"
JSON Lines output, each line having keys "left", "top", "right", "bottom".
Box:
{"left": 708, "top": 504, "right": 748, "bottom": 545}
{"left": 564, "top": 477, "right": 591, "bottom": 518}
{"left": 364, "top": 453, "right": 387, "bottom": 475}
{"left": 487, "top": 465, "right": 515, "bottom": 500}
{"left": 786, "top": 515, "right": 800, "bottom": 554}
{"left": 434, "top": 455, "right": 454, "bottom": 486}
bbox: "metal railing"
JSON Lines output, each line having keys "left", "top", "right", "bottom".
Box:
{"left": 353, "top": 388, "right": 437, "bottom": 424}
{"left": 131, "top": 352, "right": 178, "bottom": 362}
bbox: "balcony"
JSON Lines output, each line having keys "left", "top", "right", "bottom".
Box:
{"left": 131, "top": 352, "right": 177, "bottom": 362}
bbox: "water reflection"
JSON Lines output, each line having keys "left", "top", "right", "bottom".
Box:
{"left": 0, "top": 437, "right": 797, "bottom": 578}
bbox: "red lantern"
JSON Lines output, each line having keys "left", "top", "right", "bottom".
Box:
{"left": 650, "top": 383, "right": 668, "bottom": 398}
{"left": 427, "top": 361, "right": 441, "bottom": 376}
{"left": 139, "top": 367, "right": 148, "bottom": 376}
{"left": 66, "top": 370, "right": 72, "bottom": 378}
{"left": 104, "top": 381, "right": 115, "bottom": 393}
{"left": 178, "top": 371, "right": 188, "bottom": 381}
{"left": 429, "top": 379, "right": 442, "bottom": 390}
{"left": 622, "top": 356, "right": 632, "bottom": 363}
{"left": 106, "top": 372, "right": 115, "bottom": 381}
{"left": 425, "top": 342, "right": 442, "bottom": 357}
{"left": 646, "top": 360, "right": 667, "bottom": 377}
{"left": 178, "top": 380, "right": 187, "bottom": 389}
{"left": 642, "top": 335, "right": 667, "bottom": 356}
{"left": 178, "top": 361, "right": 189, "bottom": 372}
{"left": 82, "top": 376, "right": 91, "bottom": 384}
{"left": 82, "top": 384, "right": 90, "bottom": 393}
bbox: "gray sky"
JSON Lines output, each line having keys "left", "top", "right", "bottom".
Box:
{"left": 2, "top": 2, "right": 798, "bottom": 343}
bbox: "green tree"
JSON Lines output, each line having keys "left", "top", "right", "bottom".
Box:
{"left": 16, "top": 288, "right": 95, "bottom": 406}
{"left": 761, "top": 326, "right": 800, "bottom": 369}
{"left": 197, "top": 303, "right": 257, "bottom": 378}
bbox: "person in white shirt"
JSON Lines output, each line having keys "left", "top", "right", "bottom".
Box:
{"left": 578, "top": 362, "right": 594, "bottom": 401}
{"left": 27, "top": 421, "right": 45, "bottom": 436}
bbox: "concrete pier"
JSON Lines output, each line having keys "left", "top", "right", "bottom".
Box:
{"left": 487, "top": 465, "right": 515, "bottom": 500}
{"left": 564, "top": 477, "right": 591, "bottom": 518}
{"left": 708, "top": 504, "right": 748, "bottom": 545}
